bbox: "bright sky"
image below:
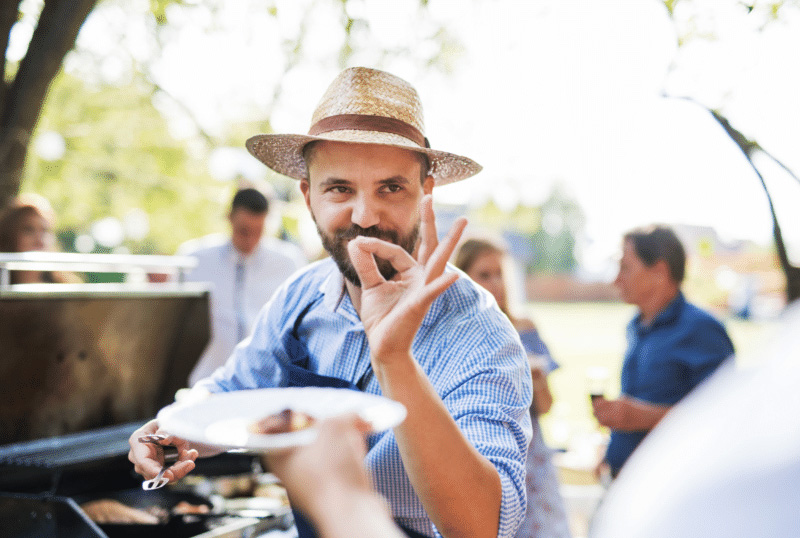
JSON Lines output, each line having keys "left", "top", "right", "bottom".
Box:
{"left": 22, "top": 0, "right": 800, "bottom": 268}
{"left": 414, "top": 0, "right": 800, "bottom": 261}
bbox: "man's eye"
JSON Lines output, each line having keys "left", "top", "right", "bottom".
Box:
{"left": 383, "top": 184, "right": 403, "bottom": 193}
{"left": 327, "top": 186, "right": 350, "bottom": 194}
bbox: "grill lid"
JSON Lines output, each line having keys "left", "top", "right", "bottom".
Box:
{"left": 1, "top": 286, "right": 209, "bottom": 462}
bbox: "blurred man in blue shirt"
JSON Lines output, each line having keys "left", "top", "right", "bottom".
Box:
{"left": 592, "top": 225, "right": 735, "bottom": 478}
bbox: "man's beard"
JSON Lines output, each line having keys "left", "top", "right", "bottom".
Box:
{"left": 316, "top": 220, "right": 420, "bottom": 287}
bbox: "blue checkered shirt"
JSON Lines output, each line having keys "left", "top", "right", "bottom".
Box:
{"left": 198, "top": 258, "right": 533, "bottom": 537}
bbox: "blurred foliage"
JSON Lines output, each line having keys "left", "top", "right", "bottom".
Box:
{"left": 470, "top": 185, "right": 584, "bottom": 275}
{"left": 528, "top": 187, "right": 584, "bottom": 274}
{"left": 664, "top": 0, "right": 795, "bottom": 23}
{"left": 12, "top": 0, "right": 460, "bottom": 256}
{"left": 23, "top": 72, "right": 227, "bottom": 254}
{"left": 665, "top": 0, "right": 800, "bottom": 46}
{"left": 472, "top": 200, "right": 541, "bottom": 235}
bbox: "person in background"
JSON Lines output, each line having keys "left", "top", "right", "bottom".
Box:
{"left": 590, "top": 302, "right": 799, "bottom": 538}
{"left": 0, "top": 193, "right": 79, "bottom": 284}
{"left": 592, "top": 225, "right": 734, "bottom": 479}
{"left": 178, "top": 187, "right": 306, "bottom": 386}
{"left": 455, "top": 237, "right": 571, "bottom": 538}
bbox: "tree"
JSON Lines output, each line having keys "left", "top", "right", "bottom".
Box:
{"left": 1, "top": 0, "right": 97, "bottom": 210}
{"left": 470, "top": 184, "right": 585, "bottom": 275}
{"left": 661, "top": 0, "right": 800, "bottom": 302}
{"left": 25, "top": 71, "right": 225, "bottom": 255}
{"left": 527, "top": 186, "right": 584, "bottom": 275}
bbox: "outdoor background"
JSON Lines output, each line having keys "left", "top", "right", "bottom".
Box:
{"left": 3, "top": 2, "right": 796, "bottom": 535}
{"left": 5, "top": 0, "right": 796, "bottom": 450}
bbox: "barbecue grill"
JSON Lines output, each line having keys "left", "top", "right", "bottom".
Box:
{"left": 0, "top": 253, "right": 289, "bottom": 537}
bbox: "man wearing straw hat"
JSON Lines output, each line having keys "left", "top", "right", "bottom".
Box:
{"left": 129, "top": 67, "right": 533, "bottom": 538}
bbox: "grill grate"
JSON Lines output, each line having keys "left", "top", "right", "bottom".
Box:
{"left": 0, "top": 422, "right": 143, "bottom": 469}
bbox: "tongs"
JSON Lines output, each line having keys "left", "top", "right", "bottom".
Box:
{"left": 138, "top": 434, "right": 179, "bottom": 491}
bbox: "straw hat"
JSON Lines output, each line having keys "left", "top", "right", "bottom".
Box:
{"left": 246, "top": 67, "right": 481, "bottom": 186}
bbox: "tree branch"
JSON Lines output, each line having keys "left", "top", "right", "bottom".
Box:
{"left": 689, "top": 98, "right": 800, "bottom": 303}
{"left": 0, "top": 0, "right": 23, "bottom": 109}
{"left": 0, "top": 0, "right": 97, "bottom": 209}
{"left": 660, "top": 1, "right": 800, "bottom": 302}
{"left": 3, "top": 0, "right": 97, "bottom": 132}
{"left": 758, "top": 146, "right": 800, "bottom": 187}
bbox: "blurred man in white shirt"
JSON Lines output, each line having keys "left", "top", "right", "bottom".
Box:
{"left": 179, "top": 188, "right": 306, "bottom": 385}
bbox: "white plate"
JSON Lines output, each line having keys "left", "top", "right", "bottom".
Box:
{"left": 157, "top": 387, "right": 406, "bottom": 451}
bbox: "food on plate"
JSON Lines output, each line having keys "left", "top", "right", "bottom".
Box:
{"left": 248, "top": 408, "right": 316, "bottom": 434}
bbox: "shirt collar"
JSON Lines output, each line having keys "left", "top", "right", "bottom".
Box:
{"left": 225, "top": 241, "right": 247, "bottom": 265}
{"left": 319, "top": 268, "right": 360, "bottom": 324}
{"left": 418, "top": 266, "right": 453, "bottom": 327}
{"left": 636, "top": 291, "right": 685, "bottom": 331}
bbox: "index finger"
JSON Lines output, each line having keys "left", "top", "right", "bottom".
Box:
{"left": 129, "top": 433, "right": 197, "bottom": 480}
{"left": 155, "top": 432, "right": 193, "bottom": 452}
{"left": 163, "top": 457, "right": 197, "bottom": 483}
{"left": 153, "top": 433, "right": 199, "bottom": 482}
{"left": 348, "top": 237, "right": 416, "bottom": 288}
{"left": 129, "top": 439, "right": 166, "bottom": 479}
{"left": 415, "top": 195, "right": 437, "bottom": 264}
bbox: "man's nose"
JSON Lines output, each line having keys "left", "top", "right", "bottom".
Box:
{"left": 350, "top": 194, "right": 380, "bottom": 229}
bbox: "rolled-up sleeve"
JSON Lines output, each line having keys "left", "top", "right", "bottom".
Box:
{"left": 427, "top": 313, "right": 533, "bottom": 537}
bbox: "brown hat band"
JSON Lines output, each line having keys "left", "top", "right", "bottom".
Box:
{"left": 308, "top": 114, "right": 430, "bottom": 148}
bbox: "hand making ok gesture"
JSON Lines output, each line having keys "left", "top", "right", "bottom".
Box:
{"left": 347, "top": 194, "right": 467, "bottom": 366}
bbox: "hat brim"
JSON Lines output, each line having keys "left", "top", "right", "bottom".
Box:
{"left": 246, "top": 130, "right": 481, "bottom": 186}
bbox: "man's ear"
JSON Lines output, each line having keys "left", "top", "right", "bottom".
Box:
{"left": 423, "top": 175, "right": 434, "bottom": 195}
{"left": 299, "top": 179, "right": 312, "bottom": 210}
{"left": 654, "top": 260, "right": 671, "bottom": 283}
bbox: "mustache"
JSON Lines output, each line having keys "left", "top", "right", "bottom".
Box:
{"left": 335, "top": 224, "right": 401, "bottom": 244}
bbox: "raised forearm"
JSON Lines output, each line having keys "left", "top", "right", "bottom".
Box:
{"left": 373, "top": 354, "right": 502, "bottom": 538}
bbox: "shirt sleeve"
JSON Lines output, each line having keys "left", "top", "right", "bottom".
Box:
{"left": 677, "top": 316, "right": 735, "bottom": 388}
{"left": 518, "top": 327, "right": 559, "bottom": 373}
{"left": 430, "top": 315, "right": 533, "bottom": 538}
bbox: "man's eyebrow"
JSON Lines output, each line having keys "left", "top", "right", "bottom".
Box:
{"left": 377, "top": 176, "right": 411, "bottom": 185}
{"left": 318, "top": 177, "right": 352, "bottom": 188}
{"left": 318, "top": 176, "right": 411, "bottom": 187}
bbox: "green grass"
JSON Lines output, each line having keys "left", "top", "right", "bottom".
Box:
{"left": 523, "top": 301, "right": 781, "bottom": 450}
